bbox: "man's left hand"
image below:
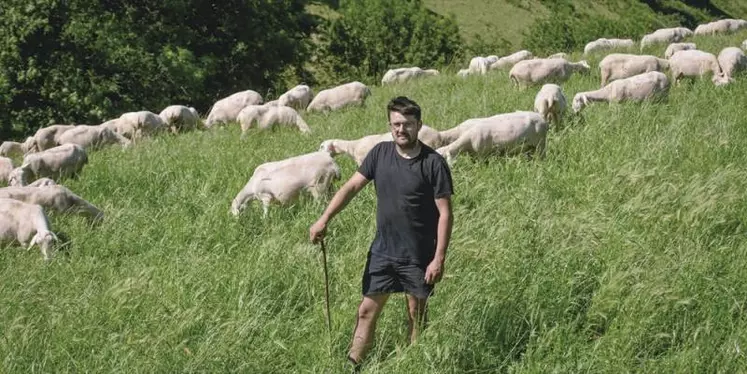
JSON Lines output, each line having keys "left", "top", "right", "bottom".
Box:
{"left": 424, "top": 258, "right": 444, "bottom": 285}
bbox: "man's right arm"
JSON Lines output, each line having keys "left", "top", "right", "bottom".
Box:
{"left": 309, "top": 171, "right": 370, "bottom": 243}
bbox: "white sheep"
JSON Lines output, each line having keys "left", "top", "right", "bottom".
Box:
{"left": 0, "top": 198, "right": 58, "bottom": 260}
{"left": 533, "top": 84, "right": 567, "bottom": 125}
{"left": 237, "top": 105, "right": 311, "bottom": 136}
{"left": 640, "top": 27, "right": 693, "bottom": 49}
{"left": 276, "top": 85, "right": 314, "bottom": 110}
{"left": 31, "top": 124, "right": 77, "bottom": 151}
{"left": 571, "top": 71, "right": 670, "bottom": 114}
{"left": 230, "top": 151, "right": 341, "bottom": 217}
{"left": 318, "top": 125, "right": 443, "bottom": 166}
{"left": 0, "top": 185, "right": 104, "bottom": 223}
{"left": 205, "top": 90, "right": 263, "bottom": 128}
{"left": 159, "top": 105, "right": 202, "bottom": 133}
{"left": 489, "top": 50, "right": 534, "bottom": 70}
{"left": 599, "top": 53, "right": 670, "bottom": 87}
{"left": 668, "top": 49, "right": 730, "bottom": 86}
{"left": 104, "top": 111, "right": 167, "bottom": 140}
{"left": 694, "top": 19, "right": 747, "bottom": 36}
{"left": 438, "top": 115, "right": 504, "bottom": 146}
{"left": 381, "top": 67, "right": 439, "bottom": 85}
{"left": 56, "top": 125, "right": 131, "bottom": 151}
{"left": 26, "top": 178, "right": 57, "bottom": 187}
{"left": 509, "top": 58, "right": 590, "bottom": 87}
{"left": 8, "top": 144, "right": 88, "bottom": 186}
{"left": 0, "top": 138, "right": 35, "bottom": 158}
{"left": 717, "top": 47, "right": 747, "bottom": 80}
{"left": 583, "top": 38, "right": 635, "bottom": 55}
{"left": 457, "top": 69, "right": 471, "bottom": 77}
{"left": 468, "top": 56, "right": 492, "bottom": 75}
{"left": 664, "top": 42, "right": 697, "bottom": 59}
{"left": 0, "top": 157, "right": 13, "bottom": 184}
{"left": 306, "top": 81, "right": 371, "bottom": 113}
{"left": 547, "top": 52, "right": 569, "bottom": 60}
{"left": 435, "top": 111, "right": 549, "bottom": 166}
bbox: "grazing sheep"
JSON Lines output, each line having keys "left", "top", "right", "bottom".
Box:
{"left": 599, "top": 53, "right": 670, "bottom": 87}
{"left": 158, "top": 105, "right": 202, "bottom": 133}
{"left": 104, "top": 111, "right": 167, "bottom": 140}
{"left": 533, "top": 84, "right": 567, "bottom": 125}
{"left": 547, "top": 52, "right": 569, "bottom": 60}
{"left": 0, "top": 185, "right": 104, "bottom": 223}
{"left": 0, "top": 157, "right": 13, "bottom": 184}
{"left": 205, "top": 90, "right": 263, "bottom": 128}
{"left": 8, "top": 144, "right": 88, "bottom": 186}
{"left": 319, "top": 125, "right": 443, "bottom": 165}
{"left": 438, "top": 115, "right": 504, "bottom": 146}
{"left": 457, "top": 69, "right": 471, "bottom": 77}
{"left": 668, "top": 49, "right": 730, "bottom": 86}
{"left": 230, "top": 151, "right": 341, "bottom": 217}
{"left": 717, "top": 47, "right": 747, "bottom": 80}
{"left": 509, "top": 58, "right": 590, "bottom": 87}
{"left": 694, "top": 19, "right": 747, "bottom": 36}
{"left": 237, "top": 105, "right": 311, "bottom": 136}
{"left": 664, "top": 42, "right": 697, "bottom": 59}
{"left": 583, "top": 38, "right": 635, "bottom": 55}
{"left": 571, "top": 71, "right": 670, "bottom": 114}
{"left": 0, "top": 138, "right": 35, "bottom": 158}
{"left": 468, "top": 56, "right": 492, "bottom": 75}
{"left": 26, "top": 178, "right": 56, "bottom": 187}
{"left": 640, "top": 27, "right": 693, "bottom": 49}
{"left": 381, "top": 67, "right": 439, "bottom": 85}
{"left": 0, "top": 198, "right": 58, "bottom": 260}
{"left": 489, "top": 50, "right": 534, "bottom": 70}
{"left": 56, "top": 125, "right": 131, "bottom": 150}
{"left": 435, "top": 111, "right": 549, "bottom": 166}
{"left": 306, "top": 81, "right": 371, "bottom": 113}
{"left": 31, "top": 125, "right": 77, "bottom": 151}
{"left": 277, "top": 85, "right": 315, "bottom": 110}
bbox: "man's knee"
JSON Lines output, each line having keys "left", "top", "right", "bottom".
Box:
{"left": 357, "top": 296, "right": 387, "bottom": 321}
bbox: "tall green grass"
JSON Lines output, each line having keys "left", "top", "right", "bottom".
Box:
{"left": 2, "top": 32, "right": 747, "bottom": 373}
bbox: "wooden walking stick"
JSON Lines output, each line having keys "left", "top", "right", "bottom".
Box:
{"left": 319, "top": 238, "right": 332, "bottom": 349}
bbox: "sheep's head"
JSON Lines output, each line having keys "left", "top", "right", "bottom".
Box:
{"left": 577, "top": 60, "right": 591, "bottom": 73}
{"left": 8, "top": 166, "right": 29, "bottom": 186}
{"left": 22, "top": 137, "right": 37, "bottom": 154}
{"left": 572, "top": 94, "right": 588, "bottom": 113}
{"left": 486, "top": 55, "right": 499, "bottom": 64}
{"left": 29, "top": 230, "right": 59, "bottom": 261}
{"left": 425, "top": 69, "right": 440, "bottom": 76}
{"left": 319, "top": 140, "right": 339, "bottom": 156}
{"left": 712, "top": 73, "right": 733, "bottom": 86}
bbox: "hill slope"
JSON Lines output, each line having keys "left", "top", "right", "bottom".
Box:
{"left": 2, "top": 28, "right": 747, "bottom": 374}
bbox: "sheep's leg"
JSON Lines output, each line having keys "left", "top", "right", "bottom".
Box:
{"left": 295, "top": 117, "right": 312, "bottom": 134}
{"left": 259, "top": 195, "right": 272, "bottom": 219}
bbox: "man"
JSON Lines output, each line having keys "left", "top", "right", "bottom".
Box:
{"left": 309, "top": 96, "right": 454, "bottom": 371}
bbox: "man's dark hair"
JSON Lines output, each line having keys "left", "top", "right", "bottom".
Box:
{"left": 387, "top": 96, "right": 421, "bottom": 122}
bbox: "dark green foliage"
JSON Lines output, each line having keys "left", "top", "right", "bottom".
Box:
{"left": 0, "top": 0, "right": 317, "bottom": 138}
{"left": 313, "top": 0, "right": 463, "bottom": 86}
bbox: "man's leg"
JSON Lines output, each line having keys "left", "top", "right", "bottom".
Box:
{"left": 349, "top": 293, "right": 390, "bottom": 365}
{"left": 405, "top": 293, "right": 429, "bottom": 344}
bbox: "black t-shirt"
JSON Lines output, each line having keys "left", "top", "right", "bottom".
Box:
{"left": 358, "top": 141, "right": 454, "bottom": 265}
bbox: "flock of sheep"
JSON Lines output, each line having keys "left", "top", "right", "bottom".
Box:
{"left": 1, "top": 17, "right": 746, "bottom": 260}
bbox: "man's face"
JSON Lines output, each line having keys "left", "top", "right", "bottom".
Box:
{"left": 389, "top": 111, "right": 421, "bottom": 149}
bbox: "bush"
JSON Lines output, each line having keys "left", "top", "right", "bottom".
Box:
{"left": 0, "top": 0, "right": 317, "bottom": 139}
{"left": 313, "top": 0, "right": 463, "bottom": 86}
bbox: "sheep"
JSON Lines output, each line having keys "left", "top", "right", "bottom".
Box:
{"left": 276, "top": 85, "right": 314, "bottom": 110}
{"left": 599, "top": 53, "right": 670, "bottom": 87}
{"left": 583, "top": 38, "right": 635, "bottom": 55}
{"left": 435, "top": 111, "right": 549, "bottom": 166}
{"left": 438, "top": 115, "right": 503, "bottom": 146}
{"left": 489, "top": 50, "right": 534, "bottom": 70}
{"left": 27, "top": 178, "right": 56, "bottom": 187}
{"left": 717, "top": 47, "right": 747, "bottom": 80}
{"left": 668, "top": 49, "right": 730, "bottom": 86}
{"left": 640, "top": 27, "right": 693, "bottom": 50}
{"left": 230, "top": 151, "right": 341, "bottom": 217}
{"left": 205, "top": 90, "right": 263, "bottom": 128}
{"left": 319, "top": 125, "right": 443, "bottom": 166}
{"left": 0, "top": 185, "right": 104, "bottom": 223}
{"left": 306, "top": 81, "right": 371, "bottom": 113}
{"left": 381, "top": 67, "right": 439, "bottom": 85}
{"left": 0, "top": 157, "right": 13, "bottom": 184}
{"left": 237, "top": 105, "right": 311, "bottom": 136}
{"left": 547, "top": 52, "right": 569, "bottom": 60}
{"left": 8, "top": 144, "right": 88, "bottom": 186}
{"left": 158, "top": 105, "right": 202, "bottom": 133}
{"left": 694, "top": 19, "right": 747, "bottom": 36}
{"left": 0, "top": 198, "right": 58, "bottom": 260}
{"left": 468, "top": 56, "right": 492, "bottom": 75}
{"left": 56, "top": 125, "right": 131, "bottom": 151}
{"left": 0, "top": 138, "right": 35, "bottom": 157}
{"left": 31, "top": 124, "right": 77, "bottom": 151}
{"left": 104, "top": 111, "right": 167, "bottom": 140}
{"left": 457, "top": 69, "right": 471, "bottom": 77}
{"left": 664, "top": 42, "right": 697, "bottom": 59}
{"left": 509, "top": 58, "right": 590, "bottom": 87}
{"left": 533, "top": 84, "right": 567, "bottom": 125}
{"left": 571, "top": 71, "right": 670, "bottom": 114}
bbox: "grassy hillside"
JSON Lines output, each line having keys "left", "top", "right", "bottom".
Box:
{"left": 2, "top": 28, "right": 747, "bottom": 373}
{"left": 425, "top": 0, "right": 747, "bottom": 49}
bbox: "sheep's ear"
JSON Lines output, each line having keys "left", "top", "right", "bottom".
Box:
{"left": 328, "top": 143, "right": 335, "bottom": 153}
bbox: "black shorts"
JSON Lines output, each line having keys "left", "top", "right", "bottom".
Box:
{"left": 361, "top": 251, "right": 434, "bottom": 299}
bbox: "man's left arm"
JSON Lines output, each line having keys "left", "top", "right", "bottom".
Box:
{"left": 425, "top": 159, "right": 454, "bottom": 285}
{"left": 434, "top": 197, "right": 453, "bottom": 265}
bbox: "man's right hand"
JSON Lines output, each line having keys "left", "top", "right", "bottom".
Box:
{"left": 309, "top": 218, "right": 327, "bottom": 245}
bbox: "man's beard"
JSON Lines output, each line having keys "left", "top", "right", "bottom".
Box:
{"left": 396, "top": 135, "right": 417, "bottom": 149}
